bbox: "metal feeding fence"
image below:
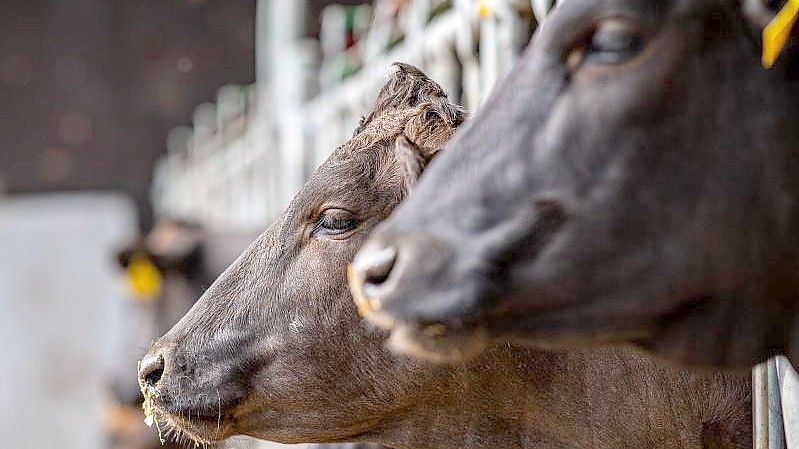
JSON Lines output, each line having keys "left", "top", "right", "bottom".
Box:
{"left": 151, "top": 0, "right": 537, "bottom": 232}
{"left": 151, "top": 1, "right": 798, "bottom": 448}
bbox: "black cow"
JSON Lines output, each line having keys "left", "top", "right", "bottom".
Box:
{"left": 351, "top": 0, "right": 799, "bottom": 369}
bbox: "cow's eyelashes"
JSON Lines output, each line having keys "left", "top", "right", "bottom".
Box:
{"left": 312, "top": 209, "right": 359, "bottom": 238}
{"left": 584, "top": 20, "right": 642, "bottom": 65}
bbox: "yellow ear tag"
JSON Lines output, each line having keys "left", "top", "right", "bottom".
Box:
{"left": 478, "top": 0, "right": 493, "bottom": 19}
{"left": 763, "top": 0, "right": 799, "bottom": 68}
{"left": 126, "top": 253, "right": 163, "bottom": 301}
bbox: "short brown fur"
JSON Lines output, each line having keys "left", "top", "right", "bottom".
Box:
{"left": 138, "top": 64, "right": 751, "bottom": 449}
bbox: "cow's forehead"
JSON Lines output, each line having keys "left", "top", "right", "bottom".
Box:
{"left": 290, "top": 107, "right": 430, "bottom": 218}
{"left": 338, "top": 108, "right": 413, "bottom": 157}
{"left": 293, "top": 106, "right": 424, "bottom": 207}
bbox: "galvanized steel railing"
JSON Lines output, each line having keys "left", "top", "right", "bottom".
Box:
{"left": 151, "top": 0, "right": 536, "bottom": 232}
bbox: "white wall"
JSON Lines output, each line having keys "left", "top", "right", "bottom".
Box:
{"left": 0, "top": 193, "right": 137, "bottom": 449}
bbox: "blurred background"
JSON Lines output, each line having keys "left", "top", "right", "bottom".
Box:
{"left": 0, "top": 0, "right": 539, "bottom": 448}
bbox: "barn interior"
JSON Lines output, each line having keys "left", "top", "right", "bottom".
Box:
{"left": 3, "top": 1, "right": 797, "bottom": 448}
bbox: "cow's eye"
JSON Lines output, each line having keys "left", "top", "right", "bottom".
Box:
{"left": 585, "top": 19, "right": 642, "bottom": 65}
{"left": 312, "top": 209, "right": 358, "bottom": 238}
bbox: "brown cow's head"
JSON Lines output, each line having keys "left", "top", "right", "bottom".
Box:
{"left": 137, "top": 64, "right": 464, "bottom": 444}
{"left": 352, "top": 0, "right": 799, "bottom": 369}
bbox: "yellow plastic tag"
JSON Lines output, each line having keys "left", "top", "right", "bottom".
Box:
{"left": 478, "top": 0, "right": 493, "bottom": 19}
{"left": 126, "top": 253, "right": 163, "bottom": 301}
{"left": 763, "top": 0, "right": 799, "bottom": 68}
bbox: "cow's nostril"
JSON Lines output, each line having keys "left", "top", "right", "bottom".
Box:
{"left": 138, "top": 353, "right": 165, "bottom": 387}
{"left": 354, "top": 245, "right": 397, "bottom": 287}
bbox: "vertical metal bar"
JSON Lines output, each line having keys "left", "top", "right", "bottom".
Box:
{"left": 768, "top": 358, "right": 786, "bottom": 449}
{"left": 530, "top": 0, "right": 554, "bottom": 23}
{"left": 756, "top": 362, "right": 771, "bottom": 449}
{"left": 776, "top": 356, "right": 799, "bottom": 447}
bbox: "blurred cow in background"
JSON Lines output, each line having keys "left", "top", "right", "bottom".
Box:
{"left": 105, "top": 219, "right": 256, "bottom": 449}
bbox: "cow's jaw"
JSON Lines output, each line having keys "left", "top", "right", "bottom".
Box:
{"left": 384, "top": 321, "right": 490, "bottom": 364}
{"left": 146, "top": 374, "right": 244, "bottom": 444}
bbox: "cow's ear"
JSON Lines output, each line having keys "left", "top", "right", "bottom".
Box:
{"left": 116, "top": 241, "right": 148, "bottom": 268}
{"left": 151, "top": 238, "right": 203, "bottom": 272}
{"left": 394, "top": 135, "right": 428, "bottom": 192}
{"left": 404, "top": 98, "right": 465, "bottom": 157}
{"left": 116, "top": 247, "right": 134, "bottom": 268}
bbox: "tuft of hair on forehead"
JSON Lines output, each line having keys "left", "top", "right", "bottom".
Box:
{"left": 356, "top": 63, "right": 464, "bottom": 133}
{"left": 338, "top": 63, "right": 465, "bottom": 163}
{"left": 374, "top": 63, "right": 447, "bottom": 111}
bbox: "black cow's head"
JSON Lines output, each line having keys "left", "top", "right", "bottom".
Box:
{"left": 351, "top": 0, "right": 799, "bottom": 369}
{"left": 136, "top": 64, "right": 465, "bottom": 445}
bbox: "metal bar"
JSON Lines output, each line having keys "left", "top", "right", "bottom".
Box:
{"left": 153, "top": 0, "right": 537, "bottom": 230}
{"left": 756, "top": 362, "right": 770, "bottom": 449}
{"left": 768, "top": 358, "right": 786, "bottom": 449}
{"left": 530, "top": 0, "right": 554, "bottom": 23}
{"left": 776, "top": 356, "right": 799, "bottom": 447}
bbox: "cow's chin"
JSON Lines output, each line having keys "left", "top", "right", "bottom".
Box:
{"left": 385, "top": 321, "right": 490, "bottom": 364}
{"left": 487, "top": 313, "right": 654, "bottom": 353}
{"left": 640, "top": 293, "right": 774, "bottom": 370}
{"left": 156, "top": 410, "right": 233, "bottom": 445}
{"left": 152, "top": 399, "right": 238, "bottom": 445}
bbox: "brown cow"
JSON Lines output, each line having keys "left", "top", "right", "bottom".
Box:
{"left": 137, "top": 64, "right": 751, "bottom": 448}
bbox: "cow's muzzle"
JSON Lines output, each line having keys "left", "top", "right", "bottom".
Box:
{"left": 350, "top": 233, "right": 482, "bottom": 323}
{"left": 348, "top": 233, "right": 493, "bottom": 362}
{"left": 136, "top": 341, "right": 242, "bottom": 444}
{"left": 138, "top": 352, "right": 165, "bottom": 389}
{"left": 349, "top": 198, "right": 568, "bottom": 362}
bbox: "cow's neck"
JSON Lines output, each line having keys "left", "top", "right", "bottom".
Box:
{"left": 642, "top": 286, "right": 796, "bottom": 369}
{"left": 365, "top": 347, "right": 549, "bottom": 449}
